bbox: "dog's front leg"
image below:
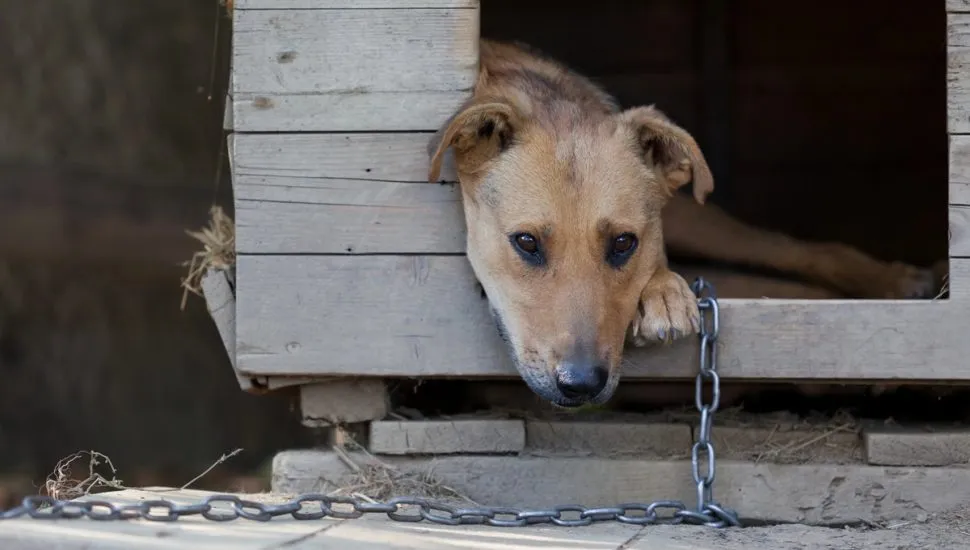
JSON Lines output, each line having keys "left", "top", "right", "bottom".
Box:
{"left": 628, "top": 267, "right": 701, "bottom": 346}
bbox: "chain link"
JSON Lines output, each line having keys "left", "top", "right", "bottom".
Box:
{"left": 0, "top": 278, "right": 739, "bottom": 529}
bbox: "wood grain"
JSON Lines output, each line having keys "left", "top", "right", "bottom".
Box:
{"left": 951, "top": 258, "right": 970, "bottom": 300}
{"left": 231, "top": 8, "right": 477, "bottom": 132}
{"left": 950, "top": 14, "right": 970, "bottom": 133}
{"left": 232, "top": 133, "right": 452, "bottom": 183}
{"left": 231, "top": 132, "right": 462, "bottom": 254}
{"left": 235, "top": 255, "right": 970, "bottom": 380}
{"left": 369, "top": 419, "right": 526, "bottom": 455}
{"left": 235, "top": 180, "right": 465, "bottom": 254}
{"left": 865, "top": 427, "right": 970, "bottom": 466}
{"left": 950, "top": 135, "right": 970, "bottom": 205}
{"left": 949, "top": 0, "right": 970, "bottom": 12}
{"left": 231, "top": 91, "right": 471, "bottom": 132}
{"left": 236, "top": 0, "right": 478, "bottom": 8}
{"left": 951, "top": 204, "right": 970, "bottom": 256}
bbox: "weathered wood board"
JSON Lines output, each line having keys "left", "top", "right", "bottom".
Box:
{"left": 951, "top": 14, "right": 970, "bottom": 133}
{"left": 234, "top": 132, "right": 968, "bottom": 257}
{"left": 273, "top": 449, "right": 970, "bottom": 526}
{"left": 370, "top": 419, "right": 526, "bottom": 455}
{"left": 951, "top": 135, "right": 970, "bottom": 206}
{"left": 952, "top": 205, "right": 970, "bottom": 257}
{"left": 864, "top": 427, "right": 970, "bottom": 466}
{"left": 300, "top": 379, "right": 388, "bottom": 426}
{"left": 235, "top": 254, "right": 970, "bottom": 380}
{"left": 231, "top": 6, "right": 478, "bottom": 132}
{"left": 236, "top": 0, "right": 479, "bottom": 8}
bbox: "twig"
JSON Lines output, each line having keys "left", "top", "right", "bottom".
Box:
{"left": 180, "top": 448, "right": 243, "bottom": 490}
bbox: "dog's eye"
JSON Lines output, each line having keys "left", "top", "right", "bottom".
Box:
{"left": 510, "top": 232, "right": 544, "bottom": 266}
{"left": 606, "top": 233, "right": 638, "bottom": 268}
{"left": 613, "top": 234, "right": 636, "bottom": 253}
{"left": 513, "top": 233, "right": 538, "bottom": 254}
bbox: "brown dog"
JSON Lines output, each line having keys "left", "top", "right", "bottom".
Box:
{"left": 427, "top": 39, "right": 940, "bottom": 408}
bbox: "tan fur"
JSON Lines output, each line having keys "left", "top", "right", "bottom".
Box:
{"left": 429, "top": 39, "right": 941, "bottom": 407}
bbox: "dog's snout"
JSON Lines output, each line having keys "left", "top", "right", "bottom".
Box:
{"left": 555, "top": 362, "right": 608, "bottom": 400}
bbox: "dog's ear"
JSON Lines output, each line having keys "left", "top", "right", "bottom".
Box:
{"left": 428, "top": 100, "right": 519, "bottom": 183}
{"left": 619, "top": 105, "right": 714, "bottom": 205}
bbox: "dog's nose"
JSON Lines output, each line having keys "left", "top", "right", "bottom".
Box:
{"left": 555, "top": 362, "right": 608, "bottom": 400}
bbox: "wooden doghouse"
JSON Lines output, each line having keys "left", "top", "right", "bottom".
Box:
{"left": 208, "top": 0, "right": 970, "bottom": 524}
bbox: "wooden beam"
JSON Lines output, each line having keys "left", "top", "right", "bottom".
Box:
{"left": 235, "top": 0, "right": 479, "bottom": 8}
{"left": 949, "top": 135, "right": 970, "bottom": 205}
{"left": 864, "top": 426, "right": 970, "bottom": 466}
{"left": 951, "top": 204, "right": 970, "bottom": 256}
{"left": 273, "top": 449, "right": 970, "bottom": 526}
{"left": 370, "top": 419, "right": 526, "bottom": 455}
{"left": 231, "top": 7, "right": 478, "bottom": 132}
{"left": 235, "top": 254, "right": 970, "bottom": 380}
{"left": 949, "top": 0, "right": 970, "bottom": 13}
{"left": 949, "top": 14, "right": 970, "bottom": 133}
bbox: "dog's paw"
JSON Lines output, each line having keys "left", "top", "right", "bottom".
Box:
{"left": 877, "top": 262, "right": 938, "bottom": 299}
{"left": 628, "top": 270, "right": 701, "bottom": 347}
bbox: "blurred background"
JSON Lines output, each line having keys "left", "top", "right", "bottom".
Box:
{"left": 0, "top": 0, "right": 307, "bottom": 505}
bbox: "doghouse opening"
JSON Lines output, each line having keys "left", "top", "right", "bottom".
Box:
{"left": 481, "top": 0, "right": 948, "bottom": 300}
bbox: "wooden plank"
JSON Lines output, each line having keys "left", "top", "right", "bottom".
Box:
{"left": 232, "top": 134, "right": 953, "bottom": 257}
{"left": 235, "top": 181, "right": 464, "bottom": 254}
{"left": 524, "top": 421, "right": 693, "bottom": 457}
{"left": 301, "top": 380, "right": 388, "bottom": 426}
{"left": 950, "top": 0, "right": 970, "bottom": 12}
{"left": 950, "top": 14, "right": 970, "bottom": 133}
{"left": 200, "top": 268, "right": 255, "bottom": 392}
{"left": 950, "top": 135, "right": 970, "bottom": 205}
{"left": 235, "top": 255, "right": 970, "bottom": 380}
{"left": 232, "top": 133, "right": 453, "bottom": 183}
{"left": 273, "top": 449, "right": 970, "bottom": 525}
{"left": 237, "top": 0, "right": 479, "bottom": 8}
{"left": 231, "top": 8, "right": 477, "bottom": 132}
{"left": 952, "top": 204, "right": 970, "bottom": 256}
{"left": 222, "top": 94, "right": 233, "bottom": 131}
{"left": 232, "top": 9, "right": 477, "bottom": 95}
{"left": 951, "top": 258, "right": 970, "bottom": 300}
{"left": 369, "top": 419, "right": 525, "bottom": 455}
{"left": 865, "top": 427, "right": 970, "bottom": 466}
{"left": 232, "top": 91, "right": 471, "bottom": 132}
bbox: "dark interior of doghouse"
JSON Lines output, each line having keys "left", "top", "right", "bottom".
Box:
{"left": 477, "top": 0, "right": 949, "bottom": 300}
{"left": 387, "top": 1, "right": 959, "bottom": 422}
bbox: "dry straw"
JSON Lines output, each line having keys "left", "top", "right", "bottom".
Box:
{"left": 180, "top": 205, "right": 236, "bottom": 310}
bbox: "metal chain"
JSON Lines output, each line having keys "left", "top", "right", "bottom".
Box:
{"left": 0, "top": 278, "right": 739, "bottom": 528}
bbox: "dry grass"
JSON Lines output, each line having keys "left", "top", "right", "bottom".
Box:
{"left": 328, "top": 435, "right": 479, "bottom": 505}
{"left": 935, "top": 271, "right": 950, "bottom": 300}
{"left": 43, "top": 451, "right": 126, "bottom": 500}
{"left": 41, "top": 447, "right": 248, "bottom": 502}
{"left": 180, "top": 205, "right": 236, "bottom": 310}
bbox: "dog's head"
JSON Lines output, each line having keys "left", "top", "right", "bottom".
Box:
{"left": 429, "top": 97, "right": 713, "bottom": 408}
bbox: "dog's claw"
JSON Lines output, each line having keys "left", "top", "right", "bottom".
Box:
{"left": 629, "top": 270, "right": 701, "bottom": 347}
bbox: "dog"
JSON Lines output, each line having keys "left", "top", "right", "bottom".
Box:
{"left": 427, "top": 39, "right": 942, "bottom": 408}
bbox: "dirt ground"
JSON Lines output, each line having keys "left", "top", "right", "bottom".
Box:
{"left": 656, "top": 502, "right": 970, "bottom": 550}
